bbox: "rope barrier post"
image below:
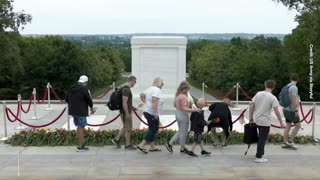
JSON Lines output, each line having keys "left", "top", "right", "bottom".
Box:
{"left": 67, "top": 105, "right": 70, "bottom": 130}
{"left": 0, "top": 101, "right": 8, "bottom": 141}
{"left": 236, "top": 82, "right": 239, "bottom": 107}
{"left": 112, "top": 82, "right": 115, "bottom": 91}
{"left": 312, "top": 102, "right": 316, "bottom": 138}
{"left": 15, "top": 94, "right": 26, "bottom": 130}
{"left": 202, "top": 82, "right": 204, "bottom": 99}
{"left": 233, "top": 83, "right": 241, "bottom": 111}
{"left": 46, "top": 82, "right": 54, "bottom": 111}
{"left": 31, "top": 88, "right": 39, "bottom": 120}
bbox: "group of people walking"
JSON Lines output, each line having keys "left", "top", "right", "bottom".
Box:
{"left": 66, "top": 73, "right": 301, "bottom": 162}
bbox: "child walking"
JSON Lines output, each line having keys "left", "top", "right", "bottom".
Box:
{"left": 188, "top": 98, "right": 212, "bottom": 157}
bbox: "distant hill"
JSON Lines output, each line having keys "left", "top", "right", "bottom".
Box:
{"left": 23, "top": 33, "right": 286, "bottom": 42}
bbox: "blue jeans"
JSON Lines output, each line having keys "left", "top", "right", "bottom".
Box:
{"left": 73, "top": 116, "right": 87, "bottom": 127}
{"left": 143, "top": 112, "right": 159, "bottom": 142}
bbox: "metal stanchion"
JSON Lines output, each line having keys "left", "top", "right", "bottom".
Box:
{"left": 0, "top": 101, "right": 8, "bottom": 141}
{"left": 15, "top": 94, "right": 26, "bottom": 130}
{"left": 312, "top": 102, "right": 316, "bottom": 139}
{"left": 233, "top": 82, "right": 241, "bottom": 111}
{"left": 67, "top": 105, "right": 70, "bottom": 130}
{"left": 202, "top": 82, "right": 205, "bottom": 99}
{"left": 31, "top": 88, "right": 39, "bottom": 120}
{"left": 46, "top": 82, "right": 54, "bottom": 111}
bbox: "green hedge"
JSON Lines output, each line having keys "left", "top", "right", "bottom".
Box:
{"left": 5, "top": 129, "right": 316, "bottom": 146}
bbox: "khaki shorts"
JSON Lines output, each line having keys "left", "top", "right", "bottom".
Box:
{"left": 121, "top": 112, "right": 132, "bottom": 131}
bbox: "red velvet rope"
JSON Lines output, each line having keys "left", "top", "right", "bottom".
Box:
{"left": 299, "top": 101, "right": 305, "bottom": 118}
{"left": 239, "top": 86, "right": 252, "bottom": 100}
{"left": 87, "top": 114, "right": 120, "bottom": 127}
{"left": 206, "top": 85, "right": 236, "bottom": 100}
{"left": 5, "top": 101, "right": 21, "bottom": 122}
{"left": 133, "top": 110, "right": 177, "bottom": 129}
{"left": 36, "top": 88, "right": 48, "bottom": 104}
{"left": 303, "top": 108, "right": 314, "bottom": 124}
{"left": 21, "top": 95, "right": 33, "bottom": 113}
{"left": 232, "top": 108, "right": 248, "bottom": 124}
{"left": 6, "top": 107, "right": 66, "bottom": 128}
{"left": 50, "top": 87, "right": 65, "bottom": 103}
{"left": 271, "top": 108, "right": 313, "bottom": 128}
{"left": 92, "top": 86, "right": 112, "bottom": 99}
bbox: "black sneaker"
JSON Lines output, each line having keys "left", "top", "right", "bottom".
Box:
{"left": 188, "top": 151, "right": 198, "bottom": 157}
{"left": 213, "top": 144, "right": 218, "bottom": 147}
{"left": 221, "top": 144, "right": 227, "bottom": 148}
{"left": 165, "top": 143, "right": 173, "bottom": 153}
{"left": 180, "top": 148, "right": 190, "bottom": 154}
{"left": 111, "top": 138, "right": 121, "bottom": 148}
{"left": 201, "top": 150, "right": 211, "bottom": 155}
{"left": 77, "top": 145, "right": 89, "bottom": 152}
{"left": 124, "top": 144, "right": 136, "bottom": 150}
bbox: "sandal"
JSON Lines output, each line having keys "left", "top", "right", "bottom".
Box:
{"left": 149, "top": 148, "right": 161, "bottom": 152}
{"left": 137, "top": 146, "right": 148, "bottom": 154}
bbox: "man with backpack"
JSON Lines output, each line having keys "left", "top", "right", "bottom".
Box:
{"left": 250, "top": 80, "right": 284, "bottom": 163}
{"left": 281, "top": 73, "right": 300, "bottom": 149}
{"left": 111, "top": 76, "right": 137, "bottom": 150}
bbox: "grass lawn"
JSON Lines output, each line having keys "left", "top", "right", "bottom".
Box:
{"left": 187, "top": 78, "right": 225, "bottom": 97}
{"left": 92, "top": 78, "right": 127, "bottom": 97}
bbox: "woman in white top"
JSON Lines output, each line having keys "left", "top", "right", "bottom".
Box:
{"left": 137, "top": 77, "right": 164, "bottom": 153}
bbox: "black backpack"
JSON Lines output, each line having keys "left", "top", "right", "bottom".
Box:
{"left": 243, "top": 123, "right": 259, "bottom": 155}
{"left": 107, "top": 86, "right": 128, "bottom": 111}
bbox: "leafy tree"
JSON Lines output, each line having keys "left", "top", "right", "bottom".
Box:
{"left": 273, "top": 0, "right": 320, "bottom": 100}
{"left": 0, "top": 0, "right": 32, "bottom": 32}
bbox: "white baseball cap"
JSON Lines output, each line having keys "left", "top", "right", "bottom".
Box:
{"left": 78, "top": 75, "right": 88, "bottom": 83}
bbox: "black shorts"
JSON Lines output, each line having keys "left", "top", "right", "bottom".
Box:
{"left": 283, "top": 110, "right": 300, "bottom": 124}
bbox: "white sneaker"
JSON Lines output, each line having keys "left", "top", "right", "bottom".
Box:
{"left": 254, "top": 158, "right": 268, "bottom": 163}
{"left": 282, "top": 142, "right": 291, "bottom": 148}
{"left": 288, "top": 142, "right": 298, "bottom": 149}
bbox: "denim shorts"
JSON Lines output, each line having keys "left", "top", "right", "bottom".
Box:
{"left": 193, "top": 132, "right": 203, "bottom": 144}
{"left": 73, "top": 116, "right": 87, "bottom": 127}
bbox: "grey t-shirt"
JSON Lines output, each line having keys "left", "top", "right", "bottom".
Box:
{"left": 283, "top": 83, "right": 299, "bottom": 112}
{"left": 252, "top": 91, "right": 280, "bottom": 126}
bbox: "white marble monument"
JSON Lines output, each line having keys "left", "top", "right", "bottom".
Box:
{"left": 131, "top": 36, "right": 187, "bottom": 97}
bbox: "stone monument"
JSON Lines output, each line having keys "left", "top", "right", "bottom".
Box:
{"left": 131, "top": 36, "right": 187, "bottom": 97}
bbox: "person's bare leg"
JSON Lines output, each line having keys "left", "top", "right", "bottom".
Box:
{"left": 200, "top": 141, "right": 204, "bottom": 151}
{"left": 211, "top": 128, "right": 219, "bottom": 145}
{"left": 115, "top": 128, "right": 124, "bottom": 141}
{"left": 191, "top": 143, "right": 197, "bottom": 152}
{"left": 138, "top": 140, "right": 147, "bottom": 149}
{"left": 77, "top": 127, "right": 84, "bottom": 147}
{"left": 289, "top": 122, "right": 301, "bottom": 142}
{"left": 221, "top": 132, "right": 226, "bottom": 145}
{"left": 283, "top": 123, "right": 291, "bottom": 143}
{"left": 149, "top": 142, "right": 156, "bottom": 149}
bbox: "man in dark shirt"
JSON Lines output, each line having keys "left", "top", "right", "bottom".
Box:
{"left": 112, "top": 76, "right": 137, "bottom": 150}
{"left": 66, "top": 75, "right": 95, "bottom": 152}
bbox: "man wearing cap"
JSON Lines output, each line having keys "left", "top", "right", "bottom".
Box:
{"left": 112, "top": 75, "right": 137, "bottom": 150}
{"left": 66, "top": 75, "right": 95, "bottom": 152}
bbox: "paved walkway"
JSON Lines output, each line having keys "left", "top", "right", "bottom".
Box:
{"left": 0, "top": 144, "right": 320, "bottom": 179}
{"left": 1, "top": 87, "right": 319, "bottom": 179}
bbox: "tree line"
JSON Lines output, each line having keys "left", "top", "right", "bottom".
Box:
{"left": 0, "top": 0, "right": 318, "bottom": 101}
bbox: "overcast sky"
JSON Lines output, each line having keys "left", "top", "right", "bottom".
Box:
{"left": 14, "top": 0, "right": 298, "bottom": 34}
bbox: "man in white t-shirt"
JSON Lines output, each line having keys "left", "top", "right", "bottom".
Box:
{"left": 137, "top": 77, "right": 164, "bottom": 153}
{"left": 250, "top": 80, "right": 284, "bottom": 163}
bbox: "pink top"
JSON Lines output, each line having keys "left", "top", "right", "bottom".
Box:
{"left": 175, "top": 94, "right": 188, "bottom": 110}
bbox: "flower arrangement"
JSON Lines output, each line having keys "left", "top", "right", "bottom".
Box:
{"left": 5, "top": 129, "right": 316, "bottom": 146}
